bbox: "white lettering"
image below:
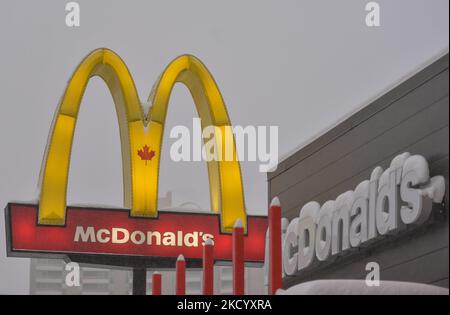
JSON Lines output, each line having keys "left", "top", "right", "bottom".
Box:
{"left": 74, "top": 226, "right": 96, "bottom": 243}
{"left": 273, "top": 153, "right": 446, "bottom": 277}
{"left": 72, "top": 227, "right": 214, "bottom": 248}
{"left": 112, "top": 228, "right": 129, "bottom": 244}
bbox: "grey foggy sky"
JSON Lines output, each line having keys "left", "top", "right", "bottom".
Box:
{"left": 0, "top": 0, "right": 448, "bottom": 294}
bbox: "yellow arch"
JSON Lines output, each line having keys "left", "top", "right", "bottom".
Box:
{"left": 38, "top": 48, "right": 246, "bottom": 233}
{"left": 147, "top": 55, "right": 247, "bottom": 233}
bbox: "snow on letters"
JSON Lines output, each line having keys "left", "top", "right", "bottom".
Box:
{"left": 268, "top": 153, "right": 446, "bottom": 277}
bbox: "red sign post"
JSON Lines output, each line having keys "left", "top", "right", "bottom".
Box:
{"left": 202, "top": 239, "right": 214, "bottom": 295}
{"left": 176, "top": 255, "right": 186, "bottom": 295}
{"left": 232, "top": 220, "right": 245, "bottom": 295}
{"left": 268, "top": 197, "right": 282, "bottom": 295}
{"left": 152, "top": 272, "right": 162, "bottom": 295}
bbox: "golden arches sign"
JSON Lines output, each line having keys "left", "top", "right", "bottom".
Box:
{"left": 38, "top": 48, "right": 246, "bottom": 233}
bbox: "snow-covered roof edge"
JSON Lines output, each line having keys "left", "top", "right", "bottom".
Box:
{"left": 271, "top": 48, "right": 450, "bottom": 173}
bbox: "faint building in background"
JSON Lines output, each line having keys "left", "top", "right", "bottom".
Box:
{"left": 30, "top": 259, "right": 265, "bottom": 295}
{"left": 29, "top": 259, "right": 131, "bottom": 295}
{"left": 29, "top": 192, "right": 265, "bottom": 295}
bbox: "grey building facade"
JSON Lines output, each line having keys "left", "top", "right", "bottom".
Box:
{"left": 268, "top": 54, "right": 449, "bottom": 289}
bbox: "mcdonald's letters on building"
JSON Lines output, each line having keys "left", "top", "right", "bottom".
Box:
{"left": 4, "top": 49, "right": 267, "bottom": 267}
{"left": 280, "top": 153, "right": 446, "bottom": 276}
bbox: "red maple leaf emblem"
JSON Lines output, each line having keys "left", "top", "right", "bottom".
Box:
{"left": 137, "top": 145, "right": 155, "bottom": 165}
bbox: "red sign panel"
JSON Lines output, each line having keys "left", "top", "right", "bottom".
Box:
{"left": 6, "top": 204, "right": 267, "bottom": 266}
